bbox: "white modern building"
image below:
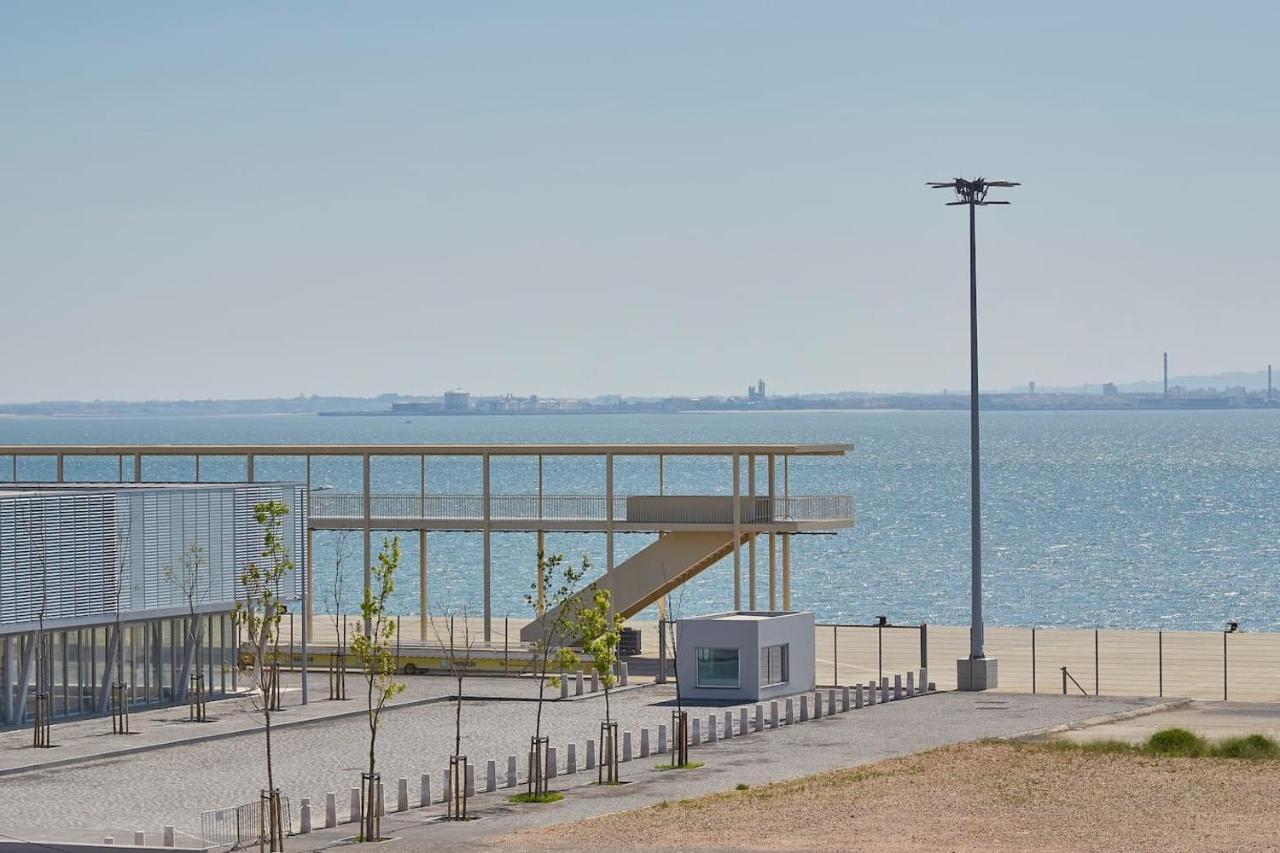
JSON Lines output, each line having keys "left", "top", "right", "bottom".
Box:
{"left": 0, "top": 483, "right": 306, "bottom": 727}
{"left": 676, "top": 611, "right": 815, "bottom": 702}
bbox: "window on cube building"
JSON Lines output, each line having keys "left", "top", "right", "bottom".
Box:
{"left": 760, "top": 643, "right": 789, "bottom": 687}
{"left": 695, "top": 647, "right": 740, "bottom": 688}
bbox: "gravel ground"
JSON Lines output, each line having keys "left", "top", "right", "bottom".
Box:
{"left": 496, "top": 740, "right": 1280, "bottom": 852}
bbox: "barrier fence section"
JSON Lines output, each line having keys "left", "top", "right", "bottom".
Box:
{"left": 812, "top": 624, "right": 1280, "bottom": 701}
{"left": 200, "top": 796, "right": 293, "bottom": 848}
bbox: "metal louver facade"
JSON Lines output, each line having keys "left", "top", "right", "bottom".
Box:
{"left": 0, "top": 483, "right": 305, "bottom": 635}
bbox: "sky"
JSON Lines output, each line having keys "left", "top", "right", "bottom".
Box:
{"left": 2, "top": 2, "right": 1278, "bottom": 402}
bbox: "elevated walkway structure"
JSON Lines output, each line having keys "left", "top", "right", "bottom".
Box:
{"left": 0, "top": 443, "right": 852, "bottom": 645}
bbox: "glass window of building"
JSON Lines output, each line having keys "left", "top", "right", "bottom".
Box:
{"left": 760, "top": 643, "right": 789, "bottom": 687}
{"left": 695, "top": 647, "right": 740, "bottom": 688}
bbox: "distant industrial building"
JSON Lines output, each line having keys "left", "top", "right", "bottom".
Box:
{"left": 1102, "top": 383, "right": 1118, "bottom": 397}
{"left": 1, "top": 482, "right": 305, "bottom": 727}
{"left": 443, "top": 390, "right": 470, "bottom": 413}
{"left": 747, "top": 379, "right": 767, "bottom": 402}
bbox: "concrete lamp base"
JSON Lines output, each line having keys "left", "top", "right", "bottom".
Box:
{"left": 957, "top": 657, "right": 998, "bottom": 691}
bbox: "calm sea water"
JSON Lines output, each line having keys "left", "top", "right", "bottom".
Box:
{"left": 2, "top": 410, "right": 1277, "bottom": 631}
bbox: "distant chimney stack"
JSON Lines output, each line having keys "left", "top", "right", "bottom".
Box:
{"left": 1163, "top": 352, "right": 1169, "bottom": 399}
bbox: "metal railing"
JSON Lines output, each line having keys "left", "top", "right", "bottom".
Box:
{"left": 309, "top": 493, "right": 853, "bottom": 525}
{"left": 200, "top": 795, "right": 293, "bottom": 848}
{"left": 815, "top": 621, "right": 929, "bottom": 686}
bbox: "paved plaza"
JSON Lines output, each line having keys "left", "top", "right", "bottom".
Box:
{"left": 0, "top": 672, "right": 1166, "bottom": 846}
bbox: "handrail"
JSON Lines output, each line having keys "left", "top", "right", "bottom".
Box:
{"left": 1061, "top": 666, "right": 1089, "bottom": 697}
{"left": 309, "top": 493, "right": 853, "bottom": 524}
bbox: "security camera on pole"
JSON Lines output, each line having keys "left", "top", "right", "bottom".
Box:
{"left": 927, "top": 177, "right": 1020, "bottom": 691}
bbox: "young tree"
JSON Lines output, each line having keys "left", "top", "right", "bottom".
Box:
{"left": 520, "top": 550, "right": 589, "bottom": 800}
{"left": 231, "top": 500, "right": 294, "bottom": 852}
{"left": 165, "top": 542, "right": 209, "bottom": 721}
{"left": 430, "top": 603, "right": 477, "bottom": 818}
{"left": 350, "top": 536, "right": 405, "bottom": 841}
{"left": 576, "top": 585, "right": 623, "bottom": 782}
{"left": 329, "top": 528, "right": 353, "bottom": 700}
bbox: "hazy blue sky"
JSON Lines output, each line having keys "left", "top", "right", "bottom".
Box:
{"left": 3, "top": 2, "right": 1277, "bottom": 401}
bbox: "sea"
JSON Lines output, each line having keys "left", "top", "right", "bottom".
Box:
{"left": 2, "top": 409, "right": 1277, "bottom": 632}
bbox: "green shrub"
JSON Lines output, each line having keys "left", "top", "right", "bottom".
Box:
{"left": 1211, "top": 734, "right": 1280, "bottom": 760}
{"left": 508, "top": 790, "right": 565, "bottom": 804}
{"left": 736, "top": 783, "right": 750, "bottom": 791}
{"left": 1145, "top": 728, "right": 1208, "bottom": 757}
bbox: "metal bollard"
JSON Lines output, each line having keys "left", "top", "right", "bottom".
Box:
{"left": 420, "top": 774, "right": 432, "bottom": 806}
{"left": 567, "top": 743, "right": 578, "bottom": 774}
{"left": 486, "top": 760, "right": 497, "bottom": 792}
{"left": 507, "top": 756, "right": 517, "bottom": 788}
{"left": 326, "top": 791, "right": 337, "bottom": 827}
{"left": 641, "top": 728, "right": 651, "bottom": 757}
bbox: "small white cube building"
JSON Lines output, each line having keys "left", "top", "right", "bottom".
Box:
{"left": 676, "top": 611, "right": 815, "bottom": 702}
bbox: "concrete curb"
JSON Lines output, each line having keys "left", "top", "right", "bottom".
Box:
{"left": 0, "top": 691, "right": 458, "bottom": 779}
{"left": 1003, "top": 696, "right": 1194, "bottom": 741}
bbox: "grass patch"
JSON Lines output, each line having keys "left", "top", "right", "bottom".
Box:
{"left": 735, "top": 783, "right": 750, "bottom": 791}
{"left": 508, "top": 791, "right": 565, "bottom": 805}
{"left": 1045, "top": 728, "right": 1280, "bottom": 761}
{"left": 655, "top": 761, "right": 705, "bottom": 772}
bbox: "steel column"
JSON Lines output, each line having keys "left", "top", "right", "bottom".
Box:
{"left": 482, "top": 453, "right": 491, "bottom": 642}
{"left": 747, "top": 454, "right": 756, "bottom": 610}
{"left": 732, "top": 454, "right": 741, "bottom": 610}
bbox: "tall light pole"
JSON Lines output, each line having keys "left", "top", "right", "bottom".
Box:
{"left": 927, "top": 177, "right": 1019, "bottom": 691}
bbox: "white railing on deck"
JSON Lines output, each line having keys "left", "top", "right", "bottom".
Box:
{"left": 309, "top": 493, "right": 852, "bottom": 525}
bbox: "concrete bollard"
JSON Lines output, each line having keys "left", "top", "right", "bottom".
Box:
{"left": 350, "top": 787, "right": 360, "bottom": 824}
{"left": 814, "top": 691, "right": 823, "bottom": 719}
{"left": 163, "top": 826, "right": 175, "bottom": 848}
{"left": 829, "top": 688, "right": 838, "bottom": 714}
{"left": 134, "top": 833, "right": 145, "bottom": 847}
{"left": 725, "top": 710, "right": 735, "bottom": 738}
{"left": 623, "top": 731, "right": 633, "bottom": 761}
{"left": 756, "top": 703, "right": 765, "bottom": 732}
{"left": 378, "top": 780, "right": 385, "bottom": 817}
{"left": 486, "top": 760, "right": 497, "bottom": 792}
{"left": 421, "top": 774, "right": 432, "bottom": 806}
{"left": 620, "top": 661, "right": 629, "bottom": 686}
{"left": 587, "top": 738, "right": 597, "bottom": 769}
{"left": 299, "top": 799, "right": 312, "bottom": 834}
{"left": 507, "top": 756, "right": 517, "bottom": 788}
{"left": 842, "top": 685, "right": 851, "bottom": 712}
{"left": 546, "top": 746, "right": 557, "bottom": 779}
{"left": 575, "top": 670, "right": 584, "bottom": 696}
{"left": 800, "top": 695, "right": 809, "bottom": 722}
{"left": 590, "top": 670, "right": 599, "bottom": 693}
{"left": 692, "top": 717, "right": 701, "bottom": 745}
{"left": 881, "top": 676, "right": 890, "bottom": 700}
{"left": 919, "top": 668, "right": 928, "bottom": 692}
{"left": 740, "top": 706, "right": 749, "bottom": 736}
{"left": 640, "top": 728, "right": 650, "bottom": 757}
{"left": 657, "top": 724, "right": 668, "bottom": 754}
{"left": 326, "top": 791, "right": 337, "bottom": 827}
{"left": 443, "top": 769, "right": 451, "bottom": 804}
{"left": 907, "top": 671, "right": 915, "bottom": 696}
{"left": 785, "top": 698, "right": 794, "bottom": 725}
{"left": 867, "top": 680, "right": 877, "bottom": 705}
{"left": 465, "top": 763, "right": 476, "bottom": 797}
{"left": 771, "top": 700, "right": 780, "bottom": 728}
{"left": 929, "top": 682, "right": 937, "bottom": 692}
{"left": 708, "top": 714, "right": 718, "bottom": 742}
{"left": 398, "top": 777, "right": 409, "bottom": 811}
{"left": 855, "top": 684, "right": 864, "bottom": 709}
{"left": 567, "top": 742, "right": 578, "bottom": 774}
{"left": 560, "top": 677, "right": 569, "bottom": 699}
{"left": 103, "top": 839, "right": 113, "bottom": 846}
{"left": 894, "top": 674, "right": 903, "bottom": 700}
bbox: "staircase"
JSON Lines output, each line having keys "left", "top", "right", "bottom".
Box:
{"left": 519, "top": 530, "right": 751, "bottom": 644}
